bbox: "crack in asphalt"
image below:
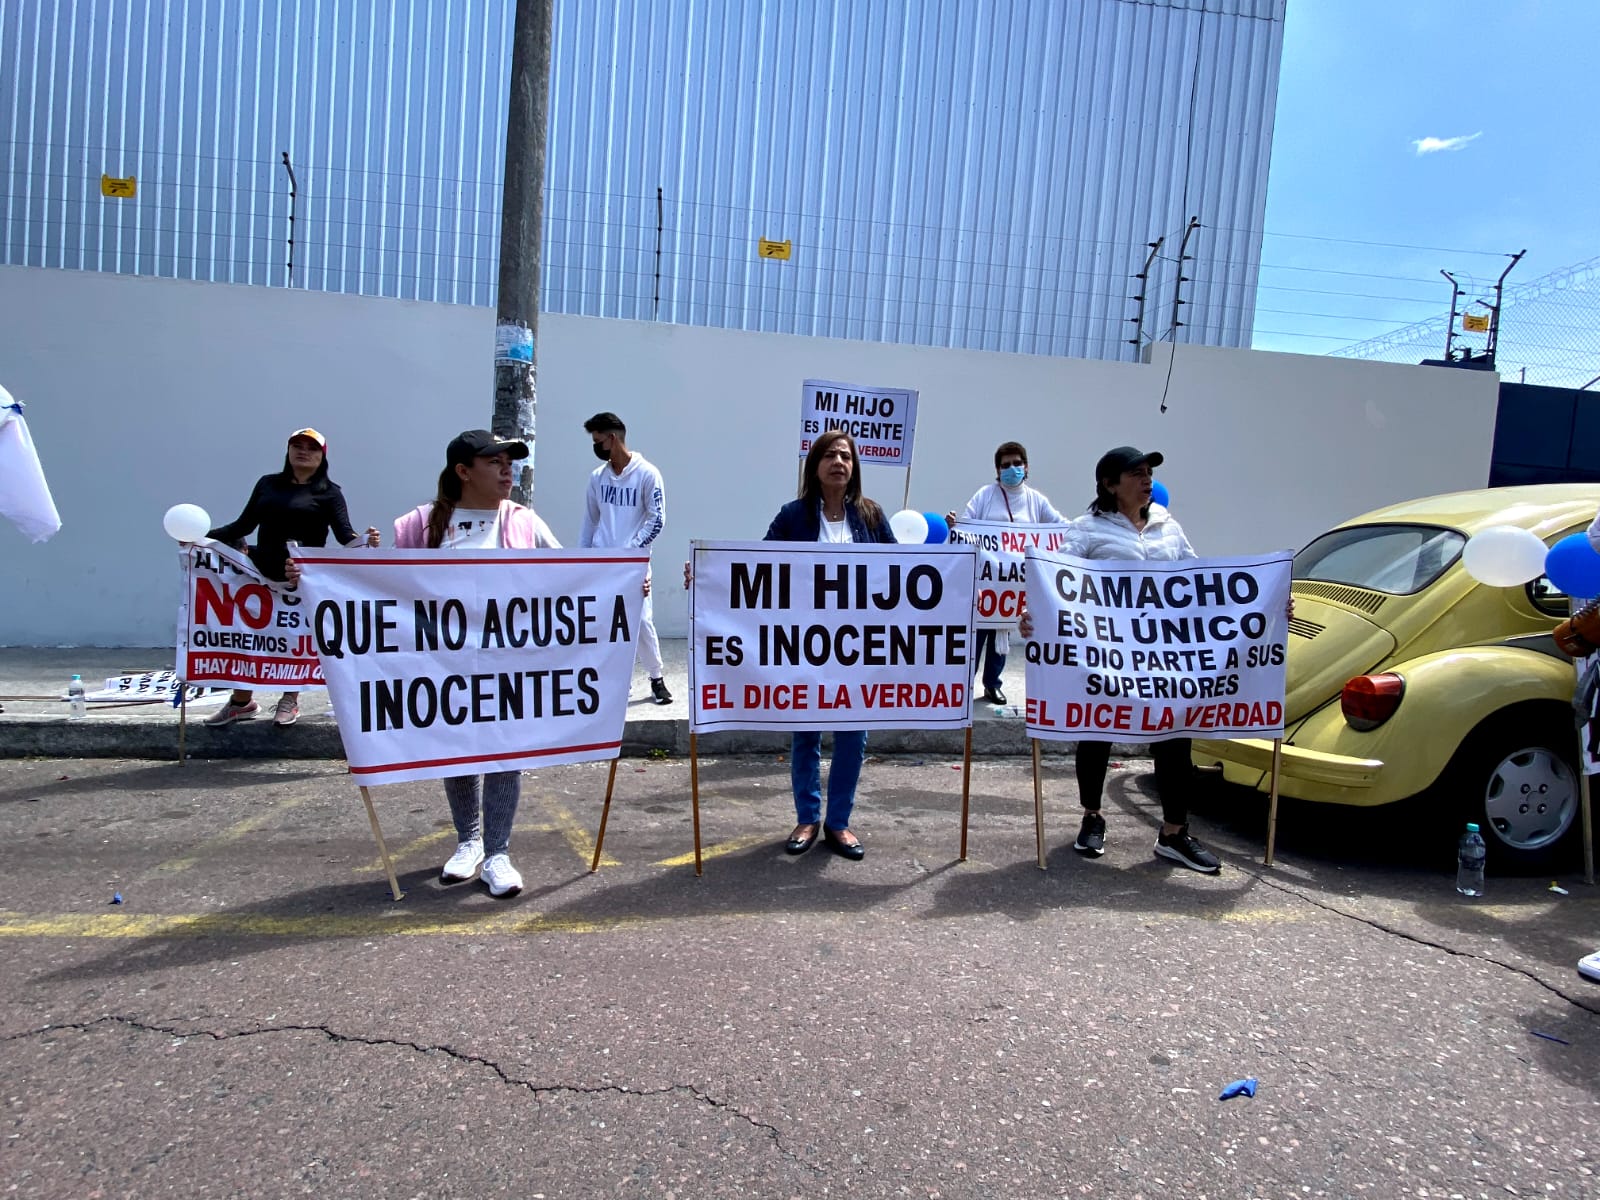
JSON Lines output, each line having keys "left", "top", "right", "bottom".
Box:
{"left": 1239, "top": 867, "right": 1600, "bottom": 1016}
{"left": 7, "top": 1015, "right": 821, "bottom": 1173}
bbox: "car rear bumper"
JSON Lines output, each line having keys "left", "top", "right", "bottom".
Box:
{"left": 1192, "top": 737, "right": 1389, "bottom": 804}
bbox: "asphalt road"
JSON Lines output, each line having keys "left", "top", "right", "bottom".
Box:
{"left": 2, "top": 753, "right": 1596, "bottom": 1198}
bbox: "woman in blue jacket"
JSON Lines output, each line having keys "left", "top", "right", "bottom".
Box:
{"left": 765, "top": 429, "right": 895, "bottom": 860}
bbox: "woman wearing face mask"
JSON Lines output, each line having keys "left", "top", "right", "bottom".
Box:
{"left": 205, "top": 427, "right": 380, "bottom": 728}
{"left": 391, "top": 429, "right": 560, "bottom": 898}
{"left": 945, "top": 442, "right": 1066, "bottom": 705}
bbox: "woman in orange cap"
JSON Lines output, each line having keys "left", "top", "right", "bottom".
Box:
{"left": 205, "top": 427, "right": 379, "bottom": 728}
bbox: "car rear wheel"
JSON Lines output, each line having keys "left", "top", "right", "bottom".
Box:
{"left": 1449, "top": 714, "right": 1579, "bottom": 872}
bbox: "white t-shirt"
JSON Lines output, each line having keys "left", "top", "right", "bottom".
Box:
{"left": 819, "top": 516, "right": 853, "bottom": 544}
{"left": 439, "top": 507, "right": 501, "bottom": 549}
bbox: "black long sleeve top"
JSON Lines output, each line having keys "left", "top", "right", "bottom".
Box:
{"left": 208, "top": 474, "right": 357, "bottom": 581}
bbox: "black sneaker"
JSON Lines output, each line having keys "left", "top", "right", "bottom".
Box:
{"left": 1073, "top": 810, "right": 1106, "bottom": 856}
{"left": 982, "top": 686, "right": 1007, "bottom": 705}
{"left": 1155, "top": 826, "right": 1221, "bottom": 874}
{"left": 649, "top": 677, "right": 673, "bottom": 705}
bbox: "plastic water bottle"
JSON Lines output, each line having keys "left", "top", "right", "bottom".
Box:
{"left": 1456, "top": 822, "right": 1487, "bottom": 897}
{"left": 67, "top": 674, "right": 86, "bottom": 720}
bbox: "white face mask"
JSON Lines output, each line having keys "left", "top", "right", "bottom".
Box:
{"left": 999, "top": 465, "right": 1026, "bottom": 488}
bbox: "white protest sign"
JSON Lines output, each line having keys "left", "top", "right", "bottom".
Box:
{"left": 177, "top": 541, "right": 325, "bottom": 691}
{"left": 689, "top": 540, "right": 977, "bottom": 733}
{"left": 1023, "top": 549, "right": 1292, "bottom": 742}
{"left": 293, "top": 548, "right": 648, "bottom": 785}
{"left": 799, "top": 378, "right": 918, "bottom": 467}
{"left": 949, "top": 518, "right": 1076, "bottom": 629}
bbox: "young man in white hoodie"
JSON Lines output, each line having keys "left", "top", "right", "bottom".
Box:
{"left": 581, "top": 412, "right": 672, "bottom": 704}
{"left": 947, "top": 441, "right": 1066, "bottom": 705}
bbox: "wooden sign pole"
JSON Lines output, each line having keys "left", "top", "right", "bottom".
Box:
{"left": 589, "top": 758, "right": 620, "bottom": 873}
{"left": 959, "top": 726, "right": 973, "bottom": 861}
{"left": 1263, "top": 737, "right": 1284, "bottom": 867}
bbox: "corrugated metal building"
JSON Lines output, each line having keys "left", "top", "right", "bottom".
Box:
{"left": 1, "top": 0, "right": 1285, "bottom": 360}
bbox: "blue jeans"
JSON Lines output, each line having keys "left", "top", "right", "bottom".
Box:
{"left": 442, "top": 771, "right": 521, "bottom": 857}
{"left": 790, "top": 730, "right": 867, "bottom": 830}
{"left": 974, "top": 629, "right": 1006, "bottom": 692}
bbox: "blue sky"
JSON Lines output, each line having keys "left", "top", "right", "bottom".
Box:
{"left": 1252, "top": 0, "right": 1600, "bottom": 360}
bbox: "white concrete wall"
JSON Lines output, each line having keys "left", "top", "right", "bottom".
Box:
{"left": 0, "top": 266, "right": 1500, "bottom": 646}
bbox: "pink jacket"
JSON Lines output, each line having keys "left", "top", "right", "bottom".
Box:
{"left": 392, "top": 501, "right": 561, "bottom": 549}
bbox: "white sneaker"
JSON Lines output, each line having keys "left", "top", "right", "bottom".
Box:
{"left": 1580, "top": 949, "right": 1600, "bottom": 983}
{"left": 440, "top": 839, "right": 484, "bottom": 884}
{"left": 481, "top": 853, "right": 523, "bottom": 898}
{"left": 272, "top": 696, "right": 300, "bottom": 726}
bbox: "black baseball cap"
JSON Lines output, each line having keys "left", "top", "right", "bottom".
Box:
{"left": 447, "top": 429, "right": 530, "bottom": 465}
{"left": 1095, "top": 445, "right": 1164, "bottom": 480}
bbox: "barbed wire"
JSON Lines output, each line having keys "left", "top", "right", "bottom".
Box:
{"left": 1331, "top": 257, "right": 1600, "bottom": 388}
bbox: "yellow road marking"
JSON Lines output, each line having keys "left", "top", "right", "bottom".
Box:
{"left": 0, "top": 904, "right": 1307, "bottom": 941}
{"left": 654, "top": 834, "right": 771, "bottom": 867}
{"left": 540, "top": 797, "right": 617, "bottom": 868}
{"left": 353, "top": 822, "right": 562, "bottom": 874}
{"left": 0, "top": 909, "right": 648, "bottom": 939}
{"left": 144, "top": 795, "right": 312, "bottom": 876}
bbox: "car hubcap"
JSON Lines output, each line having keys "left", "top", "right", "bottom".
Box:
{"left": 1483, "top": 746, "right": 1577, "bottom": 851}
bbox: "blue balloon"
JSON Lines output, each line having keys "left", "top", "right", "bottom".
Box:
{"left": 922, "top": 512, "right": 950, "bottom": 544}
{"left": 1150, "top": 479, "right": 1170, "bottom": 508}
{"left": 1544, "top": 533, "right": 1600, "bottom": 597}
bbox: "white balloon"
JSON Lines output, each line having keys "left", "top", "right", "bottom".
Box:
{"left": 162, "top": 503, "right": 212, "bottom": 543}
{"left": 1461, "top": 524, "right": 1548, "bottom": 587}
{"left": 889, "top": 509, "right": 929, "bottom": 544}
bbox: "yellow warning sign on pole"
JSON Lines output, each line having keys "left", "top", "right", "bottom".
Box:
{"left": 1462, "top": 312, "right": 1490, "bottom": 333}
{"left": 100, "top": 174, "right": 136, "bottom": 198}
{"left": 758, "top": 238, "right": 791, "bottom": 260}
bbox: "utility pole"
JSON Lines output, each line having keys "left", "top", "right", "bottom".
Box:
{"left": 493, "top": 0, "right": 554, "bottom": 504}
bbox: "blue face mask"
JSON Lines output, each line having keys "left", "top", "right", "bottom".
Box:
{"left": 999, "top": 465, "right": 1026, "bottom": 488}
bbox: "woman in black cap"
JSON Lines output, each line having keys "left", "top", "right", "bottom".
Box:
{"left": 390, "top": 429, "right": 560, "bottom": 899}
{"left": 206, "top": 427, "right": 380, "bottom": 728}
{"left": 1023, "top": 445, "right": 1220, "bottom": 873}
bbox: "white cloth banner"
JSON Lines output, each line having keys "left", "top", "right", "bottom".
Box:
{"left": 798, "top": 378, "right": 918, "bottom": 467}
{"left": 0, "top": 407, "right": 62, "bottom": 543}
{"left": 689, "top": 540, "right": 977, "bottom": 733}
{"left": 177, "top": 541, "right": 326, "bottom": 691}
{"left": 949, "top": 518, "right": 1075, "bottom": 629}
{"left": 1023, "top": 548, "right": 1293, "bottom": 742}
{"left": 84, "top": 670, "right": 219, "bottom": 704}
{"left": 294, "top": 547, "right": 648, "bottom": 785}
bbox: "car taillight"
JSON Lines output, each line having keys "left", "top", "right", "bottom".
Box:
{"left": 1341, "top": 673, "right": 1405, "bottom": 731}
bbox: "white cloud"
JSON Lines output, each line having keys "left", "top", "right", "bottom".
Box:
{"left": 1412, "top": 132, "right": 1483, "bottom": 155}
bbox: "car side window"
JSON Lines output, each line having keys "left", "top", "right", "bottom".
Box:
{"left": 1527, "top": 574, "right": 1573, "bottom": 618}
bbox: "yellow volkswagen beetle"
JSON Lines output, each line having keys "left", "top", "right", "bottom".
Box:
{"left": 1194, "top": 484, "right": 1600, "bottom": 870}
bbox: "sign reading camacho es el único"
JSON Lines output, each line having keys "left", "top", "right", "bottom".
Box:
{"left": 1023, "top": 548, "right": 1292, "bottom": 742}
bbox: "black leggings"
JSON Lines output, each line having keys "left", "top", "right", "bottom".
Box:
{"left": 1075, "top": 738, "right": 1193, "bottom": 827}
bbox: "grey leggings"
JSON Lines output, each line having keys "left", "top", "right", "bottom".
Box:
{"left": 442, "top": 771, "right": 521, "bottom": 857}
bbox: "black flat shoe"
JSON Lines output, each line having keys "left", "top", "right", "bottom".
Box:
{"left": 824, "top": 826, "right": 866, "bottom": 860}
{"left": 784, "top": 824, "right": 820, "bottom": 855}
